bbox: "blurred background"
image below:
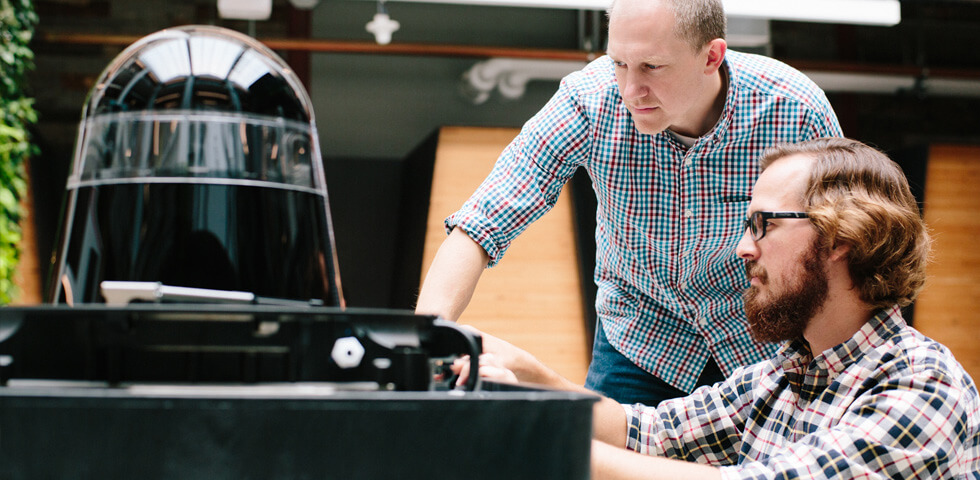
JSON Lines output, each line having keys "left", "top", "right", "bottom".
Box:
{"left": 6, "top": 0, "right": 979, "bottom": 381}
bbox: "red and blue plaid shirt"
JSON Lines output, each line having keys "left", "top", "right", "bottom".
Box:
{"left": 446, "top": 51, "right": 842, "bottom": 392}
{"left": 625, "top": 306, "right": 980, "bottom": 479}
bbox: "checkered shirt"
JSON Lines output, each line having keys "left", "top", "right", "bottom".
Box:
{"left": 624, "top": 306, "right": 980, "bottom": 479}
{"left": 445, "top": 50, "right": 843, "bottom": 392}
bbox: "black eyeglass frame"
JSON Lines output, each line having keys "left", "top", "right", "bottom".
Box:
{"left": 744, "top": 211, "right": 810, "bottom": 241}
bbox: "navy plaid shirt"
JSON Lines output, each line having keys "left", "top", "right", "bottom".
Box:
{"left": 624, "top": 306, "right": 980, "bottom": 479}
{"left": 446, "top": 51, "right": 842, "bottom": 392}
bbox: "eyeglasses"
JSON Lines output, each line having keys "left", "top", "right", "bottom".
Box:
{"left": 743, "top": 211, "right": 809, "bottom": 241}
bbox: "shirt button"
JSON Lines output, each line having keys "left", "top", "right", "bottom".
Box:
{"left": 679, "top": 282, "right": 687, "bottom": 290}
{"left": 684, "top": 158, "right": 693, "bottom": 167}
{"left": 684, "top": 209, "right": 693, "bottom": 218}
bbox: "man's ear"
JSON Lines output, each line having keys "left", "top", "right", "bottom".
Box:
{"left": 704, "top": 38, "right": 726, "bottom": 74}
{"left": 828, "top": 242, "right": 851, "bottom": 262}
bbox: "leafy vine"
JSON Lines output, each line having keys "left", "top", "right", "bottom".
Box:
{"left": 0, "top": 0, "right": 39, "bottom": 303}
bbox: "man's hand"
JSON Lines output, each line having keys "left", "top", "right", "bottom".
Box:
{"left": 450, "top": 326, "right": 574, "bottom": 389}
{"left": 451, "top": 353, "right": 519, "bottom": 387}
{"left": 451, "top": 326, "right": 636, "bottom": 449}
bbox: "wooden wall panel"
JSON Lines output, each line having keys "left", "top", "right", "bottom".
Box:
{"left": 421, "top": 126, "right": 589, "bottom": 384}
{"left": 12, "top": 160, "right": 43, "bottom": 305}
{"left": 915, "top": 144, "right": 980, "bottom": 382}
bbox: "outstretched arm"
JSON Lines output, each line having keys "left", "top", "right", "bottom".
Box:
{"left": 454, "top": 327, "right": 631, "bottom": 448}
{"left": 415, "top": 227, "right": 490, "bottom": 322}
{"left": 591, "top": 441, "right": 722, "bottom": 480}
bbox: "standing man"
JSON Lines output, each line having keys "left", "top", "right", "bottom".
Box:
{"left": 416, "top": 0, "right": 842, "bottom": 406}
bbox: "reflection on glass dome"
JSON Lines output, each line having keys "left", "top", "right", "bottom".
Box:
{"left": 91, "top": 25, "right": 307, "bottom": 119}
{"left": 49, "top": 25, "right": 343, "bottom": 307}
{"left": 74, "top": 25, "right": 315, "bottom": 189}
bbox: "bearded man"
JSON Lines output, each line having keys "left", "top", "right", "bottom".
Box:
{"left": 457, "top": 138, "right": 980, "bottom": 480}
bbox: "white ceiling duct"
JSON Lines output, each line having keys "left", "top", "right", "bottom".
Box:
{"left": 461, "top": 58, "right": 588, "bottom": 103}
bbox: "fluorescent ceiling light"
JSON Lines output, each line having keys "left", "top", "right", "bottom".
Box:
{"left": 217, "top": 0, "right": 272, "bottom": 20}
{"left": 389, "top": 0, "right": 604, "bottom": 8}
{"left": 724, "top": 0, "right": 900, "bottom": 26}
{"left": 379, "top": 0, "right": 901, "bottom": 26}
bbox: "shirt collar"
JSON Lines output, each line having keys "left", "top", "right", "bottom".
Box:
{"left": 776, "top": 305, "right": 907, "bottom": 399}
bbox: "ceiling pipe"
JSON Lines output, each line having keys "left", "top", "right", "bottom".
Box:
{"left": 40, "top": 32, "right": 597, "bottom": 61}
{"left": 39, "top": 32, "right": 980, "bottom": 99}
{"left": 461, "top": 58, "right": 587, "bottom": 104}
{"left": 458, "top": 57, "right": 980, "bottom": 103}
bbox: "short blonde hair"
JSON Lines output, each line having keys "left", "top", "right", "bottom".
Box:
{"left": 760, "top": 138, "right": 932, "bottom": 309}
{"left": 607, "top": 0, "right": 726, "bottom": 52}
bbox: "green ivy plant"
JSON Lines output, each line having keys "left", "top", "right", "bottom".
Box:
{"left": 0, "top": 0, "right": 39, "bottom": 304}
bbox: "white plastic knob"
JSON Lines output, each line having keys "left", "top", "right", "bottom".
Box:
{"left": 331, "top": 337, "right": 365, "bottom": 369}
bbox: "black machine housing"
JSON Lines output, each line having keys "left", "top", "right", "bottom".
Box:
{"left": 0, "top": 304, "right": 480, "bottom": 391}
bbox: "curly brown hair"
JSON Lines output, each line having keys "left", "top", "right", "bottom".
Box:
{"left": 759, "top": 138, "right": 932, "bottom": 309}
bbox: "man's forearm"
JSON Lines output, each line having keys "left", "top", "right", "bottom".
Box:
{"left": 591, "top": 440, "right": 722, "bottom": 480}
{"left": 415, "top": 227, "right": 490, "bottom": 322}
{"left": 593, "top": 396, "right": 629, "bottom": 447}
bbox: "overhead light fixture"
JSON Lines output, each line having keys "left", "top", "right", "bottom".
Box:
{"left": 217, "top": 0, "right": 272, "bottom": 20}
{"left": 724, "top": 0, "right": 900, "bottom": 26}
{"left": 289, "top": 0, "right": 321, "bottom": 8}
{"left": 373, "top": 0, "right": 901, "bottom": 26}
{"left": 366, "top": 1, "right": 401, "bottom": 45}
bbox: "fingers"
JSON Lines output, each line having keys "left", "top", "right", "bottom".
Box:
{"left": 474, "top": 365, "right": 518, "bottom": 384}
{"left": 450, "top": 353, "right": 519, "bottom": 387}
{"left": 451, "top": 355, "right": 472, "bottom": 387}
{"left": 458, "top": 324, "right": 482, "bottom": 335}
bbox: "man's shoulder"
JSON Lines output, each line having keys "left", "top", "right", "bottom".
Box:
{"left": 873, "top": 323, "right": 978, "bottom": 395}
{"left": 725, "top": 50, "right": 806, "bottom": 81}
{"left": 725, "top": 50, "right": 827, "bottom": 103}
{"left": 563, "top": 55, "right": 619, "bottom": 97}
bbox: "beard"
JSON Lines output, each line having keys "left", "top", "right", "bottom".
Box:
{"left": 743, "top": 241, "right": 829, "bottom": 344}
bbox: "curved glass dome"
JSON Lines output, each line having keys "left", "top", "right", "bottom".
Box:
{"left": 50, "top": 26, "right": 343, "bottom": 306}
{"left": 72, "top": 24, "right": 319, "bottom": 190}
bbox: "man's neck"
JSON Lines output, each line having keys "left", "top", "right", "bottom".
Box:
{"left": 803, "top": 289, "right": 875, "bottom": 356}
{"left": 669, "top": 67, "right": 727, "bottom": 138}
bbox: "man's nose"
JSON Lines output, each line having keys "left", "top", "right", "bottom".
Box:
{"left": 619, "top": 69, "right": 646, "bottom": 100}
{"left": 735, "top": 230, "right": 759, "bottom": 261}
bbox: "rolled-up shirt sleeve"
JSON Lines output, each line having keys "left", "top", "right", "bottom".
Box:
{"left": 445, "top": 65, "right": 595, "bottom": 267}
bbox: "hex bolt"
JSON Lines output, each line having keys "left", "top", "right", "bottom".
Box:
{"left": 331, "top": 337, "right": 365, "bottom": 369}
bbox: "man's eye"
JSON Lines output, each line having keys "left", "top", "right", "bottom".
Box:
{"left": 613, "top": 61, "right": 626, "bottom": 68}
{"left": 645, "top": 64, "right": 662, "bottom": 71}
